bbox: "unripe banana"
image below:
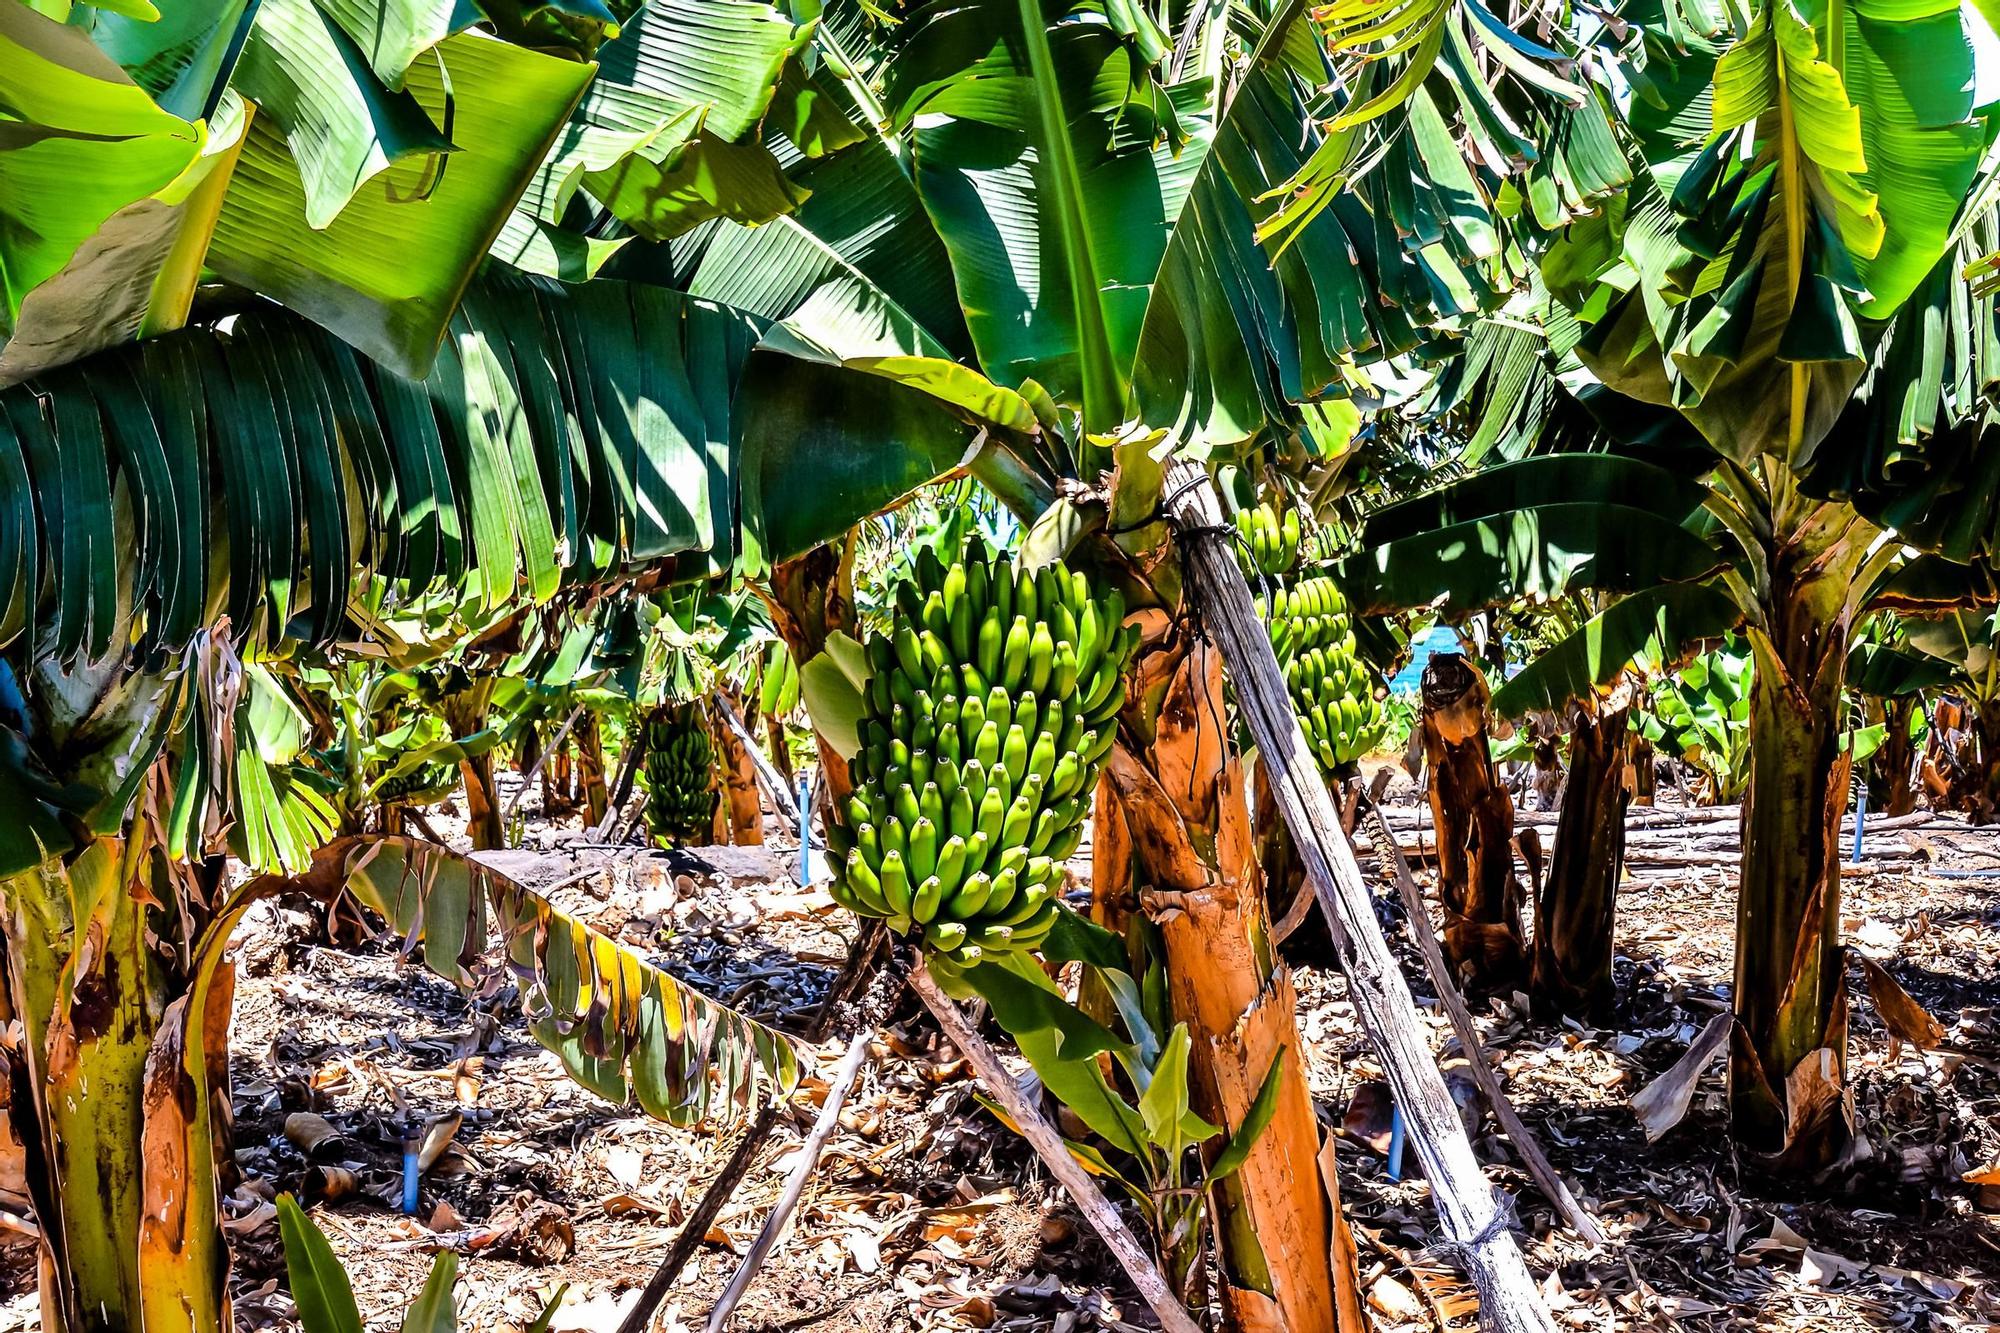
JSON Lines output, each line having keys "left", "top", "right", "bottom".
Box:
{"left": 880, "top": 850, "right": 913, "bottom": 916}
{"left": 1001, "top": 615, "right": 1031, "bottom": 689}
{"left": 830, "top": 541, "right": 1141, "bottom": 959}
{"left": 908, "top": 817, "right": 939, "bottom": 881}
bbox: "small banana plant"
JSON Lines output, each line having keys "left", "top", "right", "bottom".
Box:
{"left": 1639, "top": 637, "right": 1755, "bottom": 804}
{"left": 930, "top": 911, "right": 1283, "bottom": 1306}
{"left": 278, "top": 1195, "right": 564, "bottom": 1333}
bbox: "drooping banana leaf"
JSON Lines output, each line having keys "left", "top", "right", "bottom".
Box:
{"left": 1336, "top": 503, "right": 1729, "bottom": 618}
{"left": 0, "top": 274, "right": 758, "bottom": 661}
{"left": 206, "top": 30, "right": 594, "bottom": 377}
{"left": 308, "top": 835, "right": 799, "bottom": 1122}
{"left": 1489, "top": 583, "right": 1743, "bottom": 717}
{"left": 1357, "top": 454, "right": 1716, "bottom": 547}
{"left": 1844, "top": 640, "right": 1960, "bottom": 698}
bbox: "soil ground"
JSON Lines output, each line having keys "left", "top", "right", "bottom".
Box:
{"left": 1, "top": 761, "right": 1994, "bottom": 1332}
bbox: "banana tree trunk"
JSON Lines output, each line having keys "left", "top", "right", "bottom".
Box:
{"left": 764, "top": 711, "right": 794, "bottom": 784}
{"left": 712, "top": 691, "right": 765, "bottom": 845}
{"left": 574, "top": 711, "right": 610, "bottom": 829}
{"left": 518, "top": 720, "right": 542, "bottom": 782}
{"left": 3, "top": 830, "right": 235, "bottom": 1333}
{"left": 1870, "top": 696, "right": 1919, "bottom": 818}
{"left": 1630, "top": 734, "right": 1656, "bottom": 806}
{"left": 1162, "top": 458, "right": 1558, "bottom": 1333}
{"left": 546, "top": 743, "right": 574, "bottom": 814}
{"left": 1731, "top": 503, "right": 1863, "bottom": 1172}
{"left": 460, "top": 754, "right": 503, "bottom": 848}
{"left": 1529, "top": 700, "right": 1629, "bottom": 1023}
{"left": 1972, "top": 697, "right": 2000, "bottom": 824}
{"left": 441, "top": 684, "right": 503, "bottom": 849}
{"left": 1420, "top": 653, "right": 1527, "bottom": 995}
{"left": 1106, "top": 635, "right": 1363, "bottom": 1333}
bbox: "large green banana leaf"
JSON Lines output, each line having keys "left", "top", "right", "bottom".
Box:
{"left": 1335, "top": 502, "right": 1729, "bottom": 618}
{"left": 1552, "top": 0, "right": 1988, "bottom": 467}
{"left": 1339, "top": 455, "right": 1740, "bottom": 710}
{"left": 1355, "top": 454, "right": 1714, "bottom": 547}
{"left": 1800, "top": 164, "right": 2000, "bottom": 561}
{"left": 0, "top": 266, "right": 989, "bottom": 662}
{"left": 1489, "top": 583, "right": 1742, "bottom": 716}
{"left": 0, "top": 5, "right": 250, "bottom": 384}
{"left": 9, "top": 0, "right": 832, "bottom": 383}
{"left": 207, "top": 30, "right": 594, "bottom": 377}
{"left": 1845, "top": 639, "right": 1961, "bottom": 698}
{"left": 492, "top": 0, "right": 815, "bottom": 273}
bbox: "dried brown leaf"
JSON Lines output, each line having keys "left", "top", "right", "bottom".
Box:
{"left": 1631, "top": 1013, "right": 1732, "bottom": 1141}
{"left": 1855, "top": 952, "right": 1945, "bottom": 1050}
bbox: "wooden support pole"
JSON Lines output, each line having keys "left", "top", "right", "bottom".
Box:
{"left": 612, "top": 1103, "right": 782, "bottom": 1333}
{"left": 506, "top": 705, "right": 586, "bottom": 825}
{"left": 909, "top": 963, "right": 1204, "bottom": 1333}
{"left": 711, "top": 691, "right": 806, "bottom": 838}
{"left": 1164, "top": 457, "right": 1557, "bottom": 1333}
{"left": 705, "top": 1031, "right": 872, "bottom": 1332}
{"left": 1361, "top": 793, "right": 1606, "bottom": 1247}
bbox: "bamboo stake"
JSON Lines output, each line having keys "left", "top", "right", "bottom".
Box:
{"left": 1361, "top": 792, "right": 1606, "bottom": 1246}
{"left": 1164, "top": 457, "right": 1557, "bottom": 1333}
{"left": 505, "top": 705, "right": 586, "bottom": 825}
{"left": 705, "top": 1031, "right": 872, "bottom": 1332}
{"left": 613, "top": 1102, "right": 782, "bottom": 1333}
{"left": 909, "top": 963, "right": 1205, "bottom": 1333}
{"left": 710, "top": 691, "right": 807, "bottom": 838}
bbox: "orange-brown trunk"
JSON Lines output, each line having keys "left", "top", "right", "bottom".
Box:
{"left": 1420, "top": 653, "right": 1526, "bottom": 995}
{"left": 1109, "top": 637, "right": 1364, "bottom": 1333}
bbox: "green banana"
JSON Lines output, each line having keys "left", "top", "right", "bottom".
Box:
{"left": 827, "top": 539, "right": 1142, "bottom": 961}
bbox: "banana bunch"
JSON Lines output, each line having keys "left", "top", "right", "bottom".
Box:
{"left": 642, "top": 704, "right": 717, "bottom": 846}
{"left": 377, "top": 760, "right": 456, "bottom": 805}
{"left": 1259, "top": 575, "right": 1387, "bottom": 770}
{"left": 827, "top": 545, "right": 1140, "bottom": 963}
{"left": 1234, "top": 502, "right": 1301, "bottom": 579}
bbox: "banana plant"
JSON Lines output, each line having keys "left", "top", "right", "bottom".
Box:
{"left": 1511, "top": 0, "right": 1997, "bottom": 1170}
{"left": 589, "top": 0, "right": 1571, "bottom": 1318}
{"left": 930, "top": 912, "right": 1295, "bottom": 1311}
{"left": 279, "top": 1195, "right": 567, "bottom": 1333}
{"left": 1853, "top": 608, "right": 2000, "bottom": 818}
{"left": 1640, "top": 637, "right": 1756, "bottom": 805}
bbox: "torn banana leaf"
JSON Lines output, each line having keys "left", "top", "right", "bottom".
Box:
{"left": 305, "top": 835, "right": 798, "bottom": 1125}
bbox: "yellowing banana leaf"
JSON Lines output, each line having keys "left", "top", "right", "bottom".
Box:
{"left": 306, "top": 835, "right": 798, "bottom": 1124}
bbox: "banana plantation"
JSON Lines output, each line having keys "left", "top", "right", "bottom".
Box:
{"left": 2, "top": 0, "right": 1999, "bottom": 1328}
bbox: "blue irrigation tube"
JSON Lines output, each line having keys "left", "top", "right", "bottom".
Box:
{"left": 797, "top": 768, "right": 815, "bottom": 886}
{"left": 1385, "top": 1105, "right": 1407, "bottom": 1182}
{"left": 1851, "top": 782, "right": 1867, "bottom": 864}
{"left": 401, "top": 1123, "right": 421, "bottom": 1214}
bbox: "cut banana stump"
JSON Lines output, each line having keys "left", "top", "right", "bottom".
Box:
{"left": 827, "top": 544, "right": 1140, "bottom": 965}
{"left": 642, "top": 703, "right": 718, "bottom": 847}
